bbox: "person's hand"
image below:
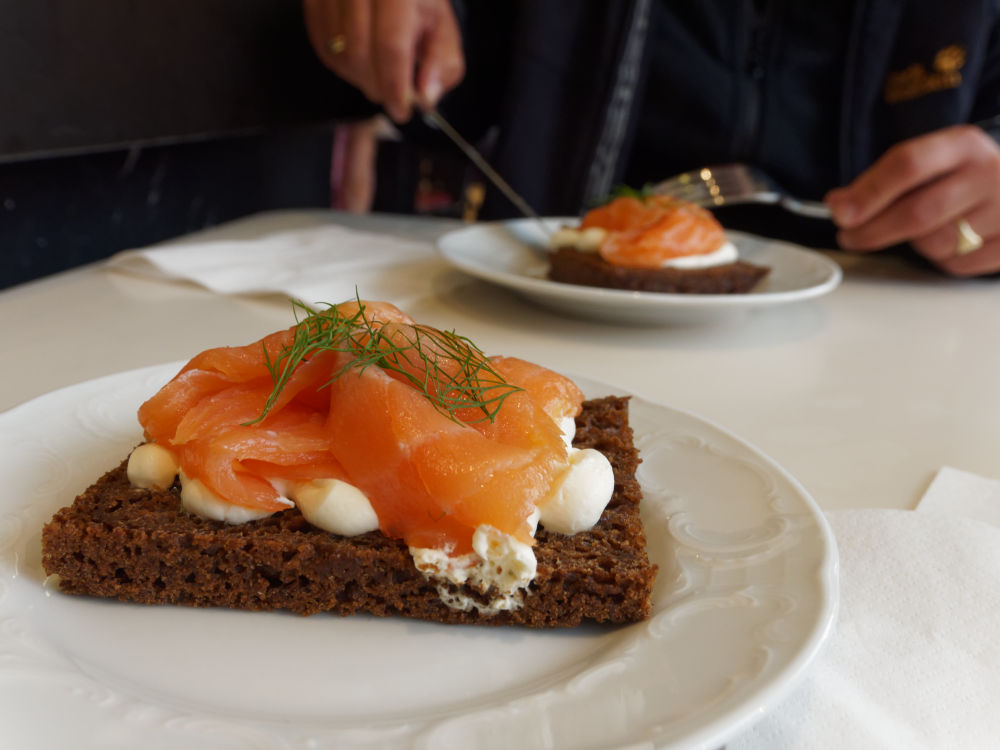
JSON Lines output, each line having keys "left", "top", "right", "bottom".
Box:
{"left": 825, "top": 124, "right": 1000, "bottom": 276}
{"left": 303, "top": 0, "right": 465, "bottom": 123}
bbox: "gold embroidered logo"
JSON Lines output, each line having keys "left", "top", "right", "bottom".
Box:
{"left": 884, "top": 45, "right": 966, "bottom": 104}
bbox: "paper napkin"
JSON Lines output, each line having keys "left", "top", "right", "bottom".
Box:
{"left": 106, "top": 224, "right": 447, "bottom": 307}
{"left": 730, "top": 468, "right": 1000, "bottom": 749}
{"left": 919, "top": 466, "right": 1000, "bottom": 527}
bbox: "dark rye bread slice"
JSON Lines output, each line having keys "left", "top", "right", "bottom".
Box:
{"left": 41, "top": 396, "right": 657, "bottom": 628}
{"left": 548, "top": 246, "right": 769, "bottom": 294}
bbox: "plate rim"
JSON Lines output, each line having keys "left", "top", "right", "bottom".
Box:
{"left": 629, "top": 379, "right": 840, "bottom": 748}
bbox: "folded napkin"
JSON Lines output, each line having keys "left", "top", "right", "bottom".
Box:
{"left": 106, "top": 224, "right": 447, "bottom": 307}
{"left": 730, "top": 467, "right": 1000, "bottom": 749}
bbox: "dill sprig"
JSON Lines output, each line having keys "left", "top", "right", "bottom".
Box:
{"left": 253, "top": 300, "right": 522, "bottom": 425}
{"left": 588, "top": 182, "right": 656, "bottom": 207}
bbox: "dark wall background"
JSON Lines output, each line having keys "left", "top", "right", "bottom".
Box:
{"left": 0, "top": 0, "right": 372, "bottom": 289}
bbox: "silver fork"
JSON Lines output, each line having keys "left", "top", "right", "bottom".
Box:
{"left": 650, "top": 164, "right": 832, "bottom": 219}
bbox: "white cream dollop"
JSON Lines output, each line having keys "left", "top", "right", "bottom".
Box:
{"left": 537, "top": 447, "right": 615, "bottom": 534}
{"left": 550, "top": 225, "right": 607, "bottom": 252}
{"left": 179, "top": 470, "right": 285, "bottom": 524}
{"left": 410, "top": 525, "right": 537, "bottom": 614}
{"left": 290, "top": 478, "right": 380, "bottom": 536}
{"left": 662, "top": 240, "right": 738, "bottom": 269}
{"left": 126, "top": 443, "right": 180, "bottom": 490}
{"left": 556, "top": 415, "right": 578, "bottom": 447}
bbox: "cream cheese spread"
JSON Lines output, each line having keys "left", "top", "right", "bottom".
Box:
{"left": 537, "top": 447, "right": 615, "bottom": 535}
{"left": 289, "top": 478, "right": 380, "bottom": 536}
{"left": 661, "top": 241, "right": 738, "bottom": 269}
{"left": 178, "top": 470, "right": 284, "bottom": 524}
{"left": 410, "top": 524, "right": 538, "bottom": 614}
{"left": 550, "top": 225, "right": 607, "bottom": 252}
{"left": 556, "top": 416, "right": 578, "bottom": 447}
{"left": 126, "top": 443, "right": 179, "bottom": 490}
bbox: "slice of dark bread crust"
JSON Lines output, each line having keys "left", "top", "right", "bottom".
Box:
{"left": 41, "top": 396, "right": 657, "bottom": 628}
{"left": 548, "top": 246, "right": 770, "bottom": 294}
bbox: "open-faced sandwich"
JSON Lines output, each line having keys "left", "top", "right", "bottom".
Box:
{"left": 548, "top": 193, "right": 769, "bottom": 293}
{"left": 41, "top": 299, "right": 657, "bottom": 627}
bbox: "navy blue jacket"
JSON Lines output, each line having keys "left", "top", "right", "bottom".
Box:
{"left": 447, "top": 0, "right": 1000, "bottom": 233}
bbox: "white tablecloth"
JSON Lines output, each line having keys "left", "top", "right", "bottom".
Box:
{"left": 3, "top": 214, "right": 993, "bottom": 749}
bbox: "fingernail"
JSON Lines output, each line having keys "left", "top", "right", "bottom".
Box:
{"left": 420, "top": 75, "right": 443, "bottom": 110}
{"left": 828, "top": 197, "right": 857, "bottom": 227}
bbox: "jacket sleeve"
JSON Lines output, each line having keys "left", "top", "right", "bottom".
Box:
{"left": 970, "top": 5, "right": 1000, "bottom": 141}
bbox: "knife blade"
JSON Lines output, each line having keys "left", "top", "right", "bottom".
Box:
{"left": 423, "top": 108, "right": 549, "bottom": 232}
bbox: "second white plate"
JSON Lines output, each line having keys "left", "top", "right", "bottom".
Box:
{"left": 438, "top": 218, "right": 842, "bottom": 324}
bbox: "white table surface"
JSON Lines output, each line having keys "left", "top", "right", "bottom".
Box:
{"left": 3, "top": 208, "right": 996, "bottom": 513}
{"left": 5, "top": 208, "right": 1000, "bottom": 750}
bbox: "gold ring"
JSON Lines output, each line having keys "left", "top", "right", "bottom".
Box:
{"left": 955, "top": 218, "right": 984, "bottom": 255}
{"left": 328, "top": 34, "right": 347, "bottom": 55}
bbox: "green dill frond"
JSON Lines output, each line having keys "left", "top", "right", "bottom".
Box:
{"left": 587, "top": 182, "right": 656, "bottom": 208}
{"left": 250, "top": 299, "right": 522, "bottom": 425}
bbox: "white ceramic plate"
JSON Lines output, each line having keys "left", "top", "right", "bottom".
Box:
{"left": 437, "top": 219, "right": 843, "bottom": 324}
{"left": 0, "top": 365, "right": 837, "bottom": 750}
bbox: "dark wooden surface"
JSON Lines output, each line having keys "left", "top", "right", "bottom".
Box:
{"left": 0, "top": 0, "right": 365, "bottom": 161}
{"left": 0, "top": 1, "right": 378, "bottom": 288}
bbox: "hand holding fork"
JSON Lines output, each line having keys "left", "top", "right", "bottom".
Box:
{"left": 656, "top": 122, "right": 1000, "bottom": 277}
{"left": 825, "top": 123, "right": 1000, "bottom": 276}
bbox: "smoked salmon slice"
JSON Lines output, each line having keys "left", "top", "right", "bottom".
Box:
{"left": 489, "top": 356, "right": 584, "bottom": 422}
{"left": 581, "top": 194, "right": 726, "bottom": 268}
{"left": 136, "top": 300, "right": 582, "bottom": 555}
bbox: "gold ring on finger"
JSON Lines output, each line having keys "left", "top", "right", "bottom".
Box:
{"left": 328, "top": 34, "right": 347, "bottom": 55}
{"left": 955, "top": 218, "right": 984, "bottom": 255}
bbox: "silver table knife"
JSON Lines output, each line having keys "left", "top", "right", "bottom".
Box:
{"left": 423, "top": 108, "right": 548, "bottom": 231}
